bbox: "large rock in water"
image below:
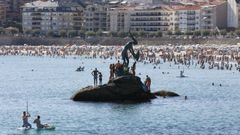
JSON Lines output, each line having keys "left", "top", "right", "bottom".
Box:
{"left": 71, "top": 76, "right": 156, "bottom": 102}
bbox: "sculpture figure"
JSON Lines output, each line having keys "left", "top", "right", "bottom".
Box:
{"left": 121, "top": 31, "right": 140, "bottom": 67}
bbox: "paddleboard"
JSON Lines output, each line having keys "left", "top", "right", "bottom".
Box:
{"left": 17, "top": 127, "right": 32, "bottom": 131}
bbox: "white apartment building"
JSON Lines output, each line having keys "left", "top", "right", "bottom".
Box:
{"left": 130, "top": 6, "right": 175, "bottom": 32}
{"left": 174, "top": 6, "right": 201, "bottom": 33}
{"left": 200, "top": 5, "right": 217, "bottom": 30}
{"left": 238, "top": 4, "right": 240, "bottom": 28}
{"left": 0, "top": 3, "right": 6, "bottom": 25}
{"left": 200, "top": 1, "right": 227, "bottom": 31}
{"left": 22, "top": 0, "right": 83, "bottom": 35}
{"left": 84, "top": 4, "right": 108, "bottom": 32}
{"left": 108, "top": 3, "right": 227, "bottom": 33}
{"left": 227, "top": 0, "right": 238, "bottom": 28}
{"left": 108, "top": 7, "right": 131, "bottom": 32}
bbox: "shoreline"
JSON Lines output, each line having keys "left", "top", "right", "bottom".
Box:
{"left": 1, "top": 44, "right": 239, "bottom": 72}
{"left": 1, "top": 36, "right": 240, "bottom": 46}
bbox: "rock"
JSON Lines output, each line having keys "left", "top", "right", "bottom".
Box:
{"left": 71, "top": 76, "right": 156, "bottom": 102}
{"left": 153, "top": 90, "right": 180, "bottom": 97}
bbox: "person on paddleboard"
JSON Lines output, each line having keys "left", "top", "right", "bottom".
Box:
{"left": 33, "top": 115, "right": 49, "bottom": 129}
{"left": 22, "top": 111, "right": 32, "bottom": 128}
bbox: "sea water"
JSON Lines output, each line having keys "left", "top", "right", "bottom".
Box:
{"left": 0, "top": 56, "right": 240, "bottom": 135}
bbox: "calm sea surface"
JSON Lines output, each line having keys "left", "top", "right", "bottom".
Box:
{"left": 0, "top": 56, "right": 240, "bottom": 135}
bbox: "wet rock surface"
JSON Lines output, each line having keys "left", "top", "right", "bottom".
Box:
{"left": 153, "top": 90, "right": 180, "bottom": 97}
{"left": 71, "top": 76, "right": 156, "bottom": 102}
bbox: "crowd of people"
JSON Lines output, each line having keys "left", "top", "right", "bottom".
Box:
{"left": 1, "top": 44, "right": 240, "bottom": 71}
{"left": 1, "top": 44, "right": 240, "bottom": 90}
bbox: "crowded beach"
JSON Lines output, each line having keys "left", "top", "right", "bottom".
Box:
{"left": 0, "top": 44, "right": 240, "bottom": 72}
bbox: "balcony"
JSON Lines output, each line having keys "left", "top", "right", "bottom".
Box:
{"left": 31, "top": 13, "right": 41, "bottom": 16}
{"left": 73, "top": 17, "right": 82, "bottom": 21}
{"left": 32, "top": 22, "right": 41, "bottom": 25}
{"left": 131, "top": 13, "right": 170, "bottom": 17}
{"left": 130, "top": 18, "right": 169, "bottom": 22}
{"left": 32, "top": 17, "right": 42, "bottom": 20}
{"left": 131, "top": 24, "right": 169, "bottom": 27}
{"left": 32, "top": 27, "right": 41, "bottom": 29}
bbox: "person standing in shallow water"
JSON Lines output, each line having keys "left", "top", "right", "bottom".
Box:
{"left": 92, "top": 68, "right": 99, "bottom": 86}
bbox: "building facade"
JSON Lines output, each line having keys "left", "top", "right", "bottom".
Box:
{"left": 174, "top": 7, "right": 201, "bottom": 33}
{"left": 130, "top": 6, "right": 174, "bottom": 32}
{"left": 200, "top": 5, "right": 217, "bottom": 30}
{"left": 227, "top": 0, "right": 238, "bottom": 28}
{"left": 22, "top": 0, "right": 83, "bottom": 35}
{"left": 0, "top": 0, "right": 32, "bottom": 22}
{"left": 108, "top": 7, "right": 131, "bottom": 32}
{"left": 0, "top": 2, "right": 6, "bottom": 25}
{"left": 108, "top": 5, "right": 175, "bottom": 33}
{"left": 84, "top": 4, "right": 108, "bottom": 32}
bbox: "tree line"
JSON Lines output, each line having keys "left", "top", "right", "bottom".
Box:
{"left": 1, "top": 27, "right": 240, "bottom": 38}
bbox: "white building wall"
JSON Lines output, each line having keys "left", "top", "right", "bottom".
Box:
{"left": 227, "top": 0, "right": 238, "bottom": 28}
{"left": 124, "top": 12, "right": 131, "bottom": 32}
{"left": 109, "top": 10, "right": 118, "bottom": 32}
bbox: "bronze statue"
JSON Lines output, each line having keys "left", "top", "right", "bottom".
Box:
{"left": 121, "top": 32, "right": 140, "bottom": 67}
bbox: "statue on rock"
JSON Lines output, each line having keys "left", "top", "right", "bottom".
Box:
{"left": 121, "top": 31, "right": 140, "bottom": 67}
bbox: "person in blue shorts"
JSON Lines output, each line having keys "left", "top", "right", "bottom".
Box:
{"left": 22, "top": 111, "right": 32, "bottom": 128}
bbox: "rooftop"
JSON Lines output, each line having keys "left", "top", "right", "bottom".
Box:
{"left": 23, "top": 0, "right": 59, "bottom": 8}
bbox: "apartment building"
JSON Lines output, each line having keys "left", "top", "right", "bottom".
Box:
{"left": 0, "top": 2, "right": 6, "bottom": 25}
{"left": 130, "top": 5, "right": 174, "bottom": 32}
{"left": 108, "top": 6, "right": 132, "bottom": 32}
{"left": 200, "top": 5, "right": 217, "bottom": 30}
{"left": 109, "top": 4, "right": 202, "bottom": 33}
{"left": 238, "top": 4, "right": 240, "bottom": 28}
{"left": 174, "top": 6, "right": 201, "bottom": 33}
{"left": 0, "top": 0, "right": 31, "bottom": 22}
{"left": 200, "top": 1, "right": 227, "bottom": 31}
{"left": 84, "top": 4, "right": 108, "bottom": 32}
{"left": 22, "top": 0, "right": 83, "bottom": 35}
{"left": 227, "top": 0, "right": 238, "bottom": 28}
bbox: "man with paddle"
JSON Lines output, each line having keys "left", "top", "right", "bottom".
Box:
{"left": 22, "top": 111, "right": 32, "bottom": 129}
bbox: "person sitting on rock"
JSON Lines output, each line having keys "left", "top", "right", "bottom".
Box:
{"left": 144, "top": 75, "right": 151, "bottom": 92}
